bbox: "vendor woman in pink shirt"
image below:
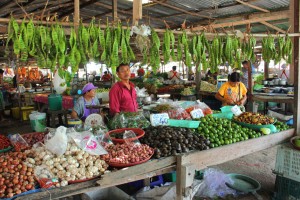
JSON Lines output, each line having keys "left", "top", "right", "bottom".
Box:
{"left": 109, "top": 63, "right": 138, "bottom": 116}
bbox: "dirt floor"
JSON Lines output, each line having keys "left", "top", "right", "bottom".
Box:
{"left": 0, "top": 117, "right": 280, "bottom": 200}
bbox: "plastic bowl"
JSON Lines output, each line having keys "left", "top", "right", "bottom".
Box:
{"left": 106, "top": 128, "right": 145, "bottom": 144}
{"left": 290, "top": 136, "right": 300, "bottom": 151}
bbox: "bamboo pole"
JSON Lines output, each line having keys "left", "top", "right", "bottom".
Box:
{"left": 0, "top": 17, "right": 299, "bottom": 38}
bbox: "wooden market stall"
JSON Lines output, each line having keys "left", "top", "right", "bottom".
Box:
{"left": 0, "top": 0, "right": 299, "bottom": 200}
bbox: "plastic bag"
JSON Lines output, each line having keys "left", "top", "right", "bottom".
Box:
{"left": 53, "top": 71, "right": 67, "bottom": 94}
{"left": 136, "top": 87, "right": 148, "bottom": 97}
{"left": 34, "top": 165, "right": 59, "bottom": 189}
{"left": 167, "top": 107, "right": 191, "bottom": 120}
{"left": 185, "top": 101, "right": 213, "bottom": 116}
{"left": 69, "top": 131, "right": 108, "bottom": 156}
{"left": 123, "top": 130, "right": 141, "bottom": 145}
{"left": 195, "top": 168, "right": 237, "bottom": 198}
{"left": 45, "top": 126, "right": 68, "bottom": 156}
{"left": 109, "top": 112, "right": 150, "bottom": 129}
{"left": 8, "top": 133, "right": 29, "bottom": 152}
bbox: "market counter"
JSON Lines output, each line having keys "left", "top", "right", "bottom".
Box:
{"left": 15, "top": 129, "right": 294, "bottom": 200}
{"left": 251, "top": 93, "right": 294, "bottom": 114}
{"left": 34, "top": 93, "right": 74, "bottom": 110}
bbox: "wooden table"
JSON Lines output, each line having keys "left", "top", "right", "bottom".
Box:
{"left": 251, "top": 93, "right": 294, "bottom": 114}
{"left": 16, "top": 129, "right": 294, "bottom": 200}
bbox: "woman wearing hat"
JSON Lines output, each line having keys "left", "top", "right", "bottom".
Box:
{"left": 71, "top": 83, "right": 100, "bottom": 121}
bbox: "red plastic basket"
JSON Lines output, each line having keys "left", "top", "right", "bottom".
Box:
{"left": 106, "top": 128, "right": 145, "bottom": 144}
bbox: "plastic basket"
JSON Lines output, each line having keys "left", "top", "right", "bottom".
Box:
{"left": 105, "top": 128, "right": 145, "bottom": 144}
{"left": 163, "top": 171, "right": 176, "bottom": 183}
{"left": 274, "top": 175, "right": 300, "bottom": 200}
{"left": 274, "top": 146, "right": 300, "bottom": 182}
{"left": 168, "top": 119, "right": 200, "bottom": 128}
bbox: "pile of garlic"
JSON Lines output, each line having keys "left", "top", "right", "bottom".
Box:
{"left": 24, "top": 140, "right": 108, "bottom": 187}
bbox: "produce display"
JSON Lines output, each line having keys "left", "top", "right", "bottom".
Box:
{"left": 0, "top": 135, "right": 11, "bottom": 151}
{"left": 22, "top": 132, "right": 46, "bottom": 147}
{"left": 141, "top": 126, "right": 210, "bottom": 158}
{"left": 8, "top": 134, "right": 29, "bottom": 152}
{"left": 196, "top": 115, "right": 262, "bottom": 148}
{"left": 96, "top": 88, "right": 110, "bottom": 93}
{"left": 24, "top": 140, "right": 108, "bottom": 186}
{"left": 109, "top": 112, "right": 150, "bottom": 129}
{"left": 233, "top": 112, "right": 275, "bottom": 125}
{"left": 157, "top": 85, "right": 185, "bottom": 94}
{"left": 0, "top": 152, "right": 37, "bottom": 198}
{"left": 274, "top": 121, "right": 291, "bottom": 132}
{"left": 152, "top": 104, "right": 174, "bottom": 113}
{"left": 200, "top": 81, "right": 217, "bottom": 92}
{"left": 181, "top": 87, "right": 194, "bottom": 96}
{"left": 106, "top": 143, "right": 153, "bottom": 164}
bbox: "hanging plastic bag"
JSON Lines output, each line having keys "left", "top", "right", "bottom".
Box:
{"left": 53, "top": 71, "right": 67, "bottom": 94}
{"left": 44, "top": 126, "right": 68, "bottom": 156}
{"left": 69, "top": 131, "right": 108, "bottom": 156}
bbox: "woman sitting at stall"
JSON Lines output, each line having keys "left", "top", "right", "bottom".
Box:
{"left": 215, "top": 72, "right": 247, "bottom": 106}
{"left": 71, "top": 83, "right": 100, "bottom": 122}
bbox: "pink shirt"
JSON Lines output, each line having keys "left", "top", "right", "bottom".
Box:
{"left": 109, "top": 81, "right": 138, "bottom": 116}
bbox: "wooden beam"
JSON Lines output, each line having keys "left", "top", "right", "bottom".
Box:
{"left": 235, "top": 0, "right": 269, "bottom": 13}
{"left": 151, "top": 0, "right": 213, "bottom": 20}
{"left": 0, "top": 1, "right": 17, "bottom": 15}
{"left": 112, "top": 0, "right": 118, "bottom": 21}
{"left": 58, "top": 0, "right": 98, "bottom": 19}
{"left": 74, "top": 0, "right": 80, "bottom": 25}
{"left": 291, "top": 0, "right": 300, "bottom": 134}
{"left": 260, "top": 21, "right": 286, "bottom": 33}
{"left": 91, "top": 2, "right": 176, "bottom": 26}
{"left": 132, "top": 0, "right": 142, "bottom": 25}
{"left": 193, "top": 10, "right": 290, "bottom": 31}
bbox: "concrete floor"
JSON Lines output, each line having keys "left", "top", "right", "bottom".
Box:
{"left": 0, "top": 117, "right": 279, "bottom": 200}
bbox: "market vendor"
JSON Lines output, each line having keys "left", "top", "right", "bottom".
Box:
{"left": 109, "top": 63, "right": 138, "bottom": 116}
{"left": 71, "top": 83, "right": 100, "bottom": 121}
{"left": 101, "top": 71, "right": 112, "bottom": 82}
{"left": 168, "top": 66, "right": 181, "bottom": 81}
{"left": 215, "top": 72, "right": 247, "bottom": 106}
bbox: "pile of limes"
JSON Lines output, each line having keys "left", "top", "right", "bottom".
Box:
{"left": 274, "top": 121, "right": 291, "bottom": 132}
{"left": 196, "top": 115, "right": 262, "bottom": 148}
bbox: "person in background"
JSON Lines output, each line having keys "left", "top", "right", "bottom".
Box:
{"left": 168, "top": 66, "right": 181, "bottom": 81}
{"left": 71, "top": 83, "right": 100, "bottom": 122}
{"left": 241, "top": 60, "right": 250, "bottom": 89}
{"left": 137, "top": 66, "right": 145, "bottom": 78}
{"left": 109, "top": 63, "right": 138, "bottom": 116}
{"left": 215, "top": 72, "right": 247, "bottom": 106}
{"left": 101, "top": 71, "right": 112, "bottom": 82}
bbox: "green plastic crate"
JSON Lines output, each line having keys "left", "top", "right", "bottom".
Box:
{"left": 274, "top": 176, "right": 300, "bottom": 200}
{"left": 163, "top": 171, "right": 176, "bottom": 182}
{"left": 168, "top": 119, "right": 200, "bottom": 128}
{"left": 212, "top": 112, "right": 234, "bottom": 119}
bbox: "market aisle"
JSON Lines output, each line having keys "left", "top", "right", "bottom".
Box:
{"left": 211, "top": 145, "right": 278, "bottom": 200}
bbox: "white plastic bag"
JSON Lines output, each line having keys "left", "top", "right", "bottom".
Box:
{"left": 45, "top": 126, "right": 68, "bottom": 156}
{"left": 53, "top": 71, "right": 67, "bottom": 94}
{"left": 69, "top": 131, "right": 108, "bottom": 156}
{"left": 195, "top": 168, "right": 237, "bottom": 198}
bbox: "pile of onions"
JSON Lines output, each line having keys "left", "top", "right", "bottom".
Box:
{"left": 0, "top": 152, "right": 36, "bottom": 198}
{"left": 107, "top": 143, "right": 154, "bottom": 164}
{"left": 24, "top": 140, "right": 108, "bottom": 187}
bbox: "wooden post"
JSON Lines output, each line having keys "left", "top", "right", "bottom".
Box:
{"left": 132, "top": 0, "right": 142, "bottom": 25}
{"left": 264, "top": 62, "right": 269, "bottom": 80}
{"left": 112, "top": 0, "right": 117, "bottom": 21}
{"left": 74, "top": 0, "right": 80, "bottom": 25}
{"left": 291, "top": 0, "right": 300, "bottom": 134}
